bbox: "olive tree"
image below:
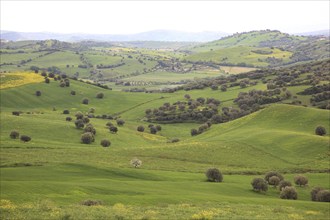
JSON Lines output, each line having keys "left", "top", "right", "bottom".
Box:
{"left": 294, "top": 175, "right": 308, "bottom": 187}
{"left": 206, "top": 168, "right": 223, "bottom": 182}
{"left": 251, "top": 178, "right": 268, "bottom": 192}
{"left": 315, "top": 126, "right": 326, "bottom": 136}
{"left": 280, "top": 186, "right": 297, "bottom": 200}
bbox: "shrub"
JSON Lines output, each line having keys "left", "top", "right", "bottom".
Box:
{"left": 45, "top": 78, "right": 50, "bottom": 83}
{"left": 130, "top": 158, "right": 142, "bottom": 168}
{"left": 191, "top": 128, "right": 199, "bottom": 136}
{"left": 155, "top": 125, "right": 162, "bottom": 131}
{"left": 82, "top": 117, "right": 90, "bottom": 124}
{"left": 59, "top": 81, "right": 66, "bottom": 87}
{"left": 35, "top": 91, "right": 41, "bottom": 96}
{"left": 66, "top": 116, "right": 72, "bottom": 121}
{"left": 81, "top": 200, "right": 103, "bottom": 206}
{"left": 84, "top": 124, "right": 96, "bottom": 135}
{"left": 315, "top": 126, "right": 326, "bottom": 136}
{"left": 278, "top": 180, "right": 292, "bottom": 191}
{"left": 150, "top": 126, "right": 157, "bottom": 134}
{"left": 311, "top": 187, "right": 323, "bottom": 201}
{"left": 116, "top": 119, "right": 125, "bottom": 126}
{"left": 206, "top": 168, "right": 223, "bottom": 182}
{"left": 280, "top": 186, "right": 297, "bottom": 200}
{"left": 96, "top": 92, "right": 104, "bottom": 99}
{"left": 75, "top": 112, "right": 84, "bottom": 119}
{"left": 265, "top": 171, "right": 284, "bottom": 183}
{"left": 81, "top": 132, "right": 94, "bottom": 144}
{"left": 82, "top": 98, "right": 89, "bottom": 105}
{"left": 71, "top": 90, "right": 76, "bottom": 95}
{"left": 109, "top": 126, "right": 118, "bottom": 134}
{"left": 12, "top": 111, "right": 20, "bottom": 116}
{"left": 10, "top": 130, "right": 19, "bottom": 139}
{"left": 251, "top": 178, "right": 268, "bottom": 192}
{"left": 137, "top": 125, "right": 145, "bottom": 132}
{"left": 106, "top": 122, "right": 113, "bottom": 127}
{"left": 100, "top": 139, "right": 111, "bottom": 147}
{"left": 74, "top": 119, "right": 85, "bottom": 129}
{"left": 316, "top": 190, "right": 330, "bottom": 202}
{"left": 20, "top": 135, "right": 31, "bottom": 142}
{"left": 269, "top": 176, "right": 280, "bottom": 188}
{"left": 170, "top": 138, "right": 180, "bottom": 143}
{"left": 63, "top": 109, "right": 70, "bottom": 114}
{"left": 294, "top": 175, "right": 308, "bottom": 187}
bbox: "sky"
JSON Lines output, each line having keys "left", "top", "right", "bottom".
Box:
{"left": 1, "top": 1, "right": 329, "bottom": 34}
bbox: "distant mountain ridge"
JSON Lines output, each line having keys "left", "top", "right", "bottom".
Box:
{"left": 0, "top": 30, "right": 229, "bottom": 42}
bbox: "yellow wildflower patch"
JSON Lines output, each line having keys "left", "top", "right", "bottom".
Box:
{"left": 0, "top": 72, "right": 44, "bottom": 89}
{"left": 0, "top": 199, "right": 16, "bottom": 210}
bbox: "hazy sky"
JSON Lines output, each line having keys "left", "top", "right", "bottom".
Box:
{"left": 1, "top": 1, "right": 329, "bottom": 34}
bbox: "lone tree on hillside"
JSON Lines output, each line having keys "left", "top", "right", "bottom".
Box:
{"left": 278, "top": 180, "right": 292, "bottom": 191}
{"left": 10, "top": 130, "right": 20, "bottom": 139}
{"left": 251, "top": 178, "right": 268, "bottom": 192}
{"left": 315, "top": 126, "right": 326, "bottom": 136}
{"left": 280, "top": 186, "right": 297, "bottom": 200}
{"left": 206, "top": 168, "right": 223, "bottom": 182}
{"left": 264, "top": 171, "right": 284, "bottom": 184}
{"left": 131, "top": 158, "right": 142, "bottom": 168}
{"left": 100, "top": 139, "right": 111, "bottom": 147}
{"left": 20, "top": 135, "right": 31, "bottom": 143}
{"left": 294, "top": 175, "right": 308, "bottom": 187}
{"left": 137, "top": 125, "right": 145, "bottom": 132}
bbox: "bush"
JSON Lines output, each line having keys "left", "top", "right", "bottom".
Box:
{"left": 155, "top": 125, "right": 162, "bottom": 131}
{"left": 170, "top": 138, "right": 180, "bottom": 143}
{"left": 280, "top": 186, "right": 297, "bottom": 200}
{"left": 191, "top": 128, "right": 199, "bottom": 136}
{"left": 251, "top": 178, "right": 268, "bottom": 192}
{"left": 74, "top": 119, "right": 85, "bottom": 129}
{"left": 63, "top": 110, "right": 70, "bottom": 114}
{"left": 316, "top": 190, "right": 330, "bottom": 202}
{"left": 278, "top": 180, "right": 292, "bottom": 191}
{"left": 45, "top": 78, "right": 50, "bottom": 83}
{"left": 81, "top": 200, "right": 103, "bottom": 206}
{"left": 106, "top": 122, "right": 113, "bottom": 127}
{"left": 75, "top": 112, "right": 84, "bottom": 119}
{"left": 12, "top": 111, "right": 20, "bottom": 116}
{"left": 82, "top": 98, "right": 89, "bottom": 105}
{"left": 137, "top": 125, "right": 145, "bottom": 132}
{"left": 96, "top": 92, "right": 104, "bottom": 99}
{"left": 294, "top": 175, "right": 308, "bottom": 187}
{"left": 130, "top": 158, "right": 142, "bottom": 168}
{"left": 84, "top": 124, "right": 96, "bottom": 135}
{"left": 10, "top": 130, "right": 19, "bottom": 139}
{"left": 100, "top": 139, "right": 111, "bottom": 147}
{"left": 315, "top": 126, "right": 326, "bottom": 136}
{"left": 311, "top": 187, "right": 323, "bottom": 201}
{"left": 265, "top": 171, "right": 284, "bottom": 183}
{"left": 150, "top": 126, "right": 157, "bottom": 134}
{"left": 20, "top": 135, "right": 31, "bottom": 142}
{"left": 269, "top": 176, "right": 280, "bottom": 188}
{"left": 35, "top": 91, "right": 41, "bottom": 96}
{"left": 116, "top": 119, "right": 125, "bottom": 126}
{"left": 71, "top": 90, "right": 76, "bottom": 95}
{"left": 81, "top": 132, "right": 94, "bottom": 144}
{"left": 205, "top": 168, "right": 223, "bottom": 182}
{"left": 82, "top": 117, "right": 90, "bottom": 124}
{"left": 109, "top": 126, "right": 118, "bottom": 134}
{"left": 66, "top": 116, "right": 72, "bottom": 121}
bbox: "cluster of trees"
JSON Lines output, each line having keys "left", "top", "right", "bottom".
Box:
{"left": 96, "top": 62, "right": 125, "bottom": 69}
{"left": 251, "top": 171, "right": 329, "bottom": 202}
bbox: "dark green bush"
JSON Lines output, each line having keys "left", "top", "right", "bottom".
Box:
{"left": 278, "top": 180, "right": 292, "bottom": 191}
{"left": 82, "top": 98, "right": 89, "bottom": 105}
{"left": 10, "top": 130, "right": 19, "bottom": 139}
{"left": 116, "top": 119, "right": 125, "bottom": 126}
{"left": 100, "top": 139, "right": 111, "bottom": 147}
{"left": 137, "top": 125, "right": 145, "bottom": 132}
{"left": 294, "top": 175, "right": 308, "bottom": 187}
{"left": 251, "top": 178, "right": 268, "bottom": 192}
{"left": 109, "top": 126, "right": 118, "bottom": 134}
{"left": 206, "top": 168, "right": 223, "bottom": 182}
{"left": 96, "top": 92, "right": 104, "bottom": 99}
{"left": 66, "top": 117, "right": 72, "bottom": 121}
{"left": 311, "top": 187, "right": 323, "bottom": 201}
{"left": 280, "top": 186, "right": 297, "bottom": 200}
{"left": 265, "top": 171, "right": 284, "bottom": 183}
{"left": 80, "top": 200, "right": 103, "bottom": 206}
{"left": 35, "top": 91, "right": 41, "bottom": 96}
{"left": 63, "top": 110, "right": 70, "bottom": 114}
{"left": 269, "top": 176, "right": 280, "bottom": 188}
{"left": 81, "top": 132, "right": 94, "bottom": 144}
{"left": 20, "top": 135, "right": 31, "bottom": 142}
{"left": 316, "top": 190, "right": 330, "bottom": 202}
{"left": 315, "top": 126, "right": 326, "bottom": 136}
{"left": 74, "top": 119, "right": 85, "bottom": 129}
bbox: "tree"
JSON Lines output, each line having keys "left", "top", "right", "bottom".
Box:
{"left": 100, "top": 139, "right": 111, "bottom": 147}
{"left": 20, "top": 135, "right": 31, "bottom": 142}
{"left": 66, "top": 116, "right": 72, "bottom": 121}
{"left": 116, "top": 119, "right": 125, "bottom": 126}
{"left": 264, "top": 171, "right": 284, "bottom": 184}
{"left": 74, "top": 119, "right": 85, "bottom": 129}
{"left": 269, "top": 176, "right": 280, "bottom": 188}
{"left": 184, "top": 94, "right": 191, "bottom": 99}
{"left": 280, "top": 186, "right": 297, "bottom": 200}
{"left": 155, "top": 125, "right": 162, "bottom": 131}
{"left": 316, "top": 190, "right": 330, "bottom": 202}
{"left": 315, "top": 126, "right": 326, "bottom": 136}
{"left": 109, "top": 126, "right": 118, "bottom": 134}
{"left": 96, "top": 92, "right": 104, "bottom": 99}
{"left": 278, "top": 180, "right": 292, "bottom": 191}
{"left": 75, "top": 112, "right": 84, "bottom": 119}
{"left": 294, "top": 175, "right": 308, "bottom": 187}
{"left": 206, "top": 168, "right": 223, "bottom": 182}
{"left": 81, "top": 132, "right": 94, "bottom": 144}
{"left": 63, "top": 110, "right": 70, "bottom": 114}
{"left": 150, "top": 126, "right": 157, "bottom": 134}
{"left": 35, "top": 91, "right": 42, "bottom": 96}
{"left": 130, "top": 158, "right": 142, "bottom": 168}
{"left": 10, "top": 130, "right": 19, "bottom": 139}
{"left": 84, "top": 124, "right": 96, "bottom": 135}
{"left": 137, "top": 125, "right": 145, "bottom": 132}
{"left": 251, "top": 178, "right": 268, "bottom": 192}
{"left": 82, "top": 98, "right": 89, "bottom": 105}
{"left": 311, "top": 187, "right": 323, "bottom": 201}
